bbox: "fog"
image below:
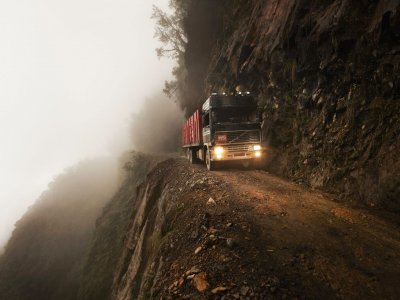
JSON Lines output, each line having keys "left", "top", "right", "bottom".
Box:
{"left": 131, "top": 93, "right": 184, "bottom": 153}
{"left": 0, "top": 157, "right": 121, "bottom": 299}
{"left": 0, "top": 0, "right": 179, "bottom": 251}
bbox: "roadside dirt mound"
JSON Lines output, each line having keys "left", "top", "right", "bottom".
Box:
{"left": 109, "top": 158, "right": 400, "bottom": 299}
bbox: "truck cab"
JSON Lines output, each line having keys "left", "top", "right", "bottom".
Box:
{"left": 182, "top": 93, "right": 263, "bottom": 170}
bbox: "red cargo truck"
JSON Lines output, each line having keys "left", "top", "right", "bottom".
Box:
{"left": 182, "top": 93, "right": 263, "bottom": 170}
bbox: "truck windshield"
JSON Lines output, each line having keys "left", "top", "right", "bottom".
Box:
{"left": 212, "top": 107, "right": 258, "bottom": 124}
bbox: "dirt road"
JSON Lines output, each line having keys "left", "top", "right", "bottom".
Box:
{"left": 154, "top": 159, "right": 400, "bottom": 299}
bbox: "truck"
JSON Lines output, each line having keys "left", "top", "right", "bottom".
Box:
{"left": 182, "top": 93, "right": 263, "bottom": 170}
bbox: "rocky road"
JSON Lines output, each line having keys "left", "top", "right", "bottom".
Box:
{"left": 152, "top": 158, "right": 400, "bottom": 300}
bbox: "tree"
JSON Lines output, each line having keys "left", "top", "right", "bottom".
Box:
{"left": 152, "top": 1, "right": 188, "bottom": 100}
{"left": 151, "top": 1, "right": 187, "bottom": 59}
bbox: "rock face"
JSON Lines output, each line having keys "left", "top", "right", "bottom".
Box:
{"left": 183, "top": 0, "right": 400, "bottom": 211}
{"left": 79, "top": 158, "right": 183, "bottom": 300}
{"left": 78, "top": 153, "right": 167, "bottom": 300}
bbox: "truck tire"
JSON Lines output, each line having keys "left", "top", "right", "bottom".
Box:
{"left": 187, "top": 148, "right": 196, "bottom": 164}
{"left": 206, "top": 149, "right": 216, "bottom": 171}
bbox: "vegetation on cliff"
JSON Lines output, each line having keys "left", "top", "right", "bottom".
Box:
{"left": 0, "top": 158, "right": 119, "bottom": 300}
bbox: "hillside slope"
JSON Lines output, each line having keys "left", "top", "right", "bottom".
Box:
{"left": 0, "top": 158, "right": 119, "bottom": 300}
{"left": 1, "top": 154, "right": 398, "bottom": 299}
{"left": 81, "top": 158, "right": 400, "bottom": 299}
{"left": 78, "top": 153, "right": 167, "bottom": 300}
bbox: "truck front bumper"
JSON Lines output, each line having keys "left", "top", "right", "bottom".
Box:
{"left": 210, "top": 144, "right": 263, "bottom": 161}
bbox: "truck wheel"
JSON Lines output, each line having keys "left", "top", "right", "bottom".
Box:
{"left": 187, "top": 149, "right": 196, "bottom": 164}
{"left": 206, "top": 149, "right": 216, "bottom": 171}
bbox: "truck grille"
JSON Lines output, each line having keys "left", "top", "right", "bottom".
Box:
{"left": 226, "top": 144, "right": 252, "bottom": 152}
{"left": 215, "top": 130, "right": 260, "bottom": 144}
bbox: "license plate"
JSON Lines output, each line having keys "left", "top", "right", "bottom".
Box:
{"left": 216, "top": 134, "right": 227, "bottom": 143}
{"left": 234, "top": 153, "right": 245, "bottom": 157}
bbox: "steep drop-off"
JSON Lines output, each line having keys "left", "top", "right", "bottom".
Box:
{"left": 81, "top": 157, "right": 400, "bottom": 299}
{"left": 0, "top": 158, "right": 119, "bottom": 300}
{"left": 181, "top": 0, "right": 400, "bottom": 211}
{"left": 78, "top": 153, "right": 169, "bottom": 300}
{"left": 0, "top": 153, "right": 167, "bottom": 300}
{"left": 1, "top": 154, "right": 399, "bottom": 299}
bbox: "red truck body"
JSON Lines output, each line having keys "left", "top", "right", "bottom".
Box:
{"left": 182, "top": 109, "right": 202, "bottom": 147}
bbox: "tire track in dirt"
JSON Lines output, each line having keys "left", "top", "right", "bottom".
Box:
{"left": 211, "top": 167, "right": 400, "bottom": 299}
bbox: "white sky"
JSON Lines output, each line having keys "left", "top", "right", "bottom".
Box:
{"left": 0, "top": 0, "right": 175, "bottom": 250}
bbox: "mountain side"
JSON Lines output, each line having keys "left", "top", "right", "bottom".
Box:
{"left": 180, "top": 0, "right": 400, "bottom": 211}
{"left": 0, "top": 158, "right": 120, "bottom": 300}
{"left": 78, "top": 153, "right": 167, "bottom": 300}
{"left": 2, "top": 153, "right": 398, "bottom": 299}
{"left": 1, "top": 1, "right": 399, "bottom": 299}
{"left": 81, "top": 157, "right": 400, "bottom": 299}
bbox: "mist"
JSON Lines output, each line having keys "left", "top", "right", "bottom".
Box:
{"left": 0, "top": 157, "right": 120, "bottom": 299}
{"left": 0, "top": 0, "right": 176, "bottom": 251}
{"left": 131, "top": 93, "right": 184, "bottom": 153}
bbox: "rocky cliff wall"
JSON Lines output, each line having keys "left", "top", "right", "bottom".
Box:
{"left": 78, "top": 153, "right": 167, "bottom": 300}
{"left": 183, "top": 0, "right": 400, "bottom": 211}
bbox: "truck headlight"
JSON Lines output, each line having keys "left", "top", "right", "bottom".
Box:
{"left": 253, "top": 145, "right": 261, "bottom": 151}
{"left": 214, "top": 146, "right": 224, "bottom": 154}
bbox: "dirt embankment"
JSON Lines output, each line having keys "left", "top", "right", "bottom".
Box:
{"left": 86, "top": 158, "right": 400, "bottom": 300}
